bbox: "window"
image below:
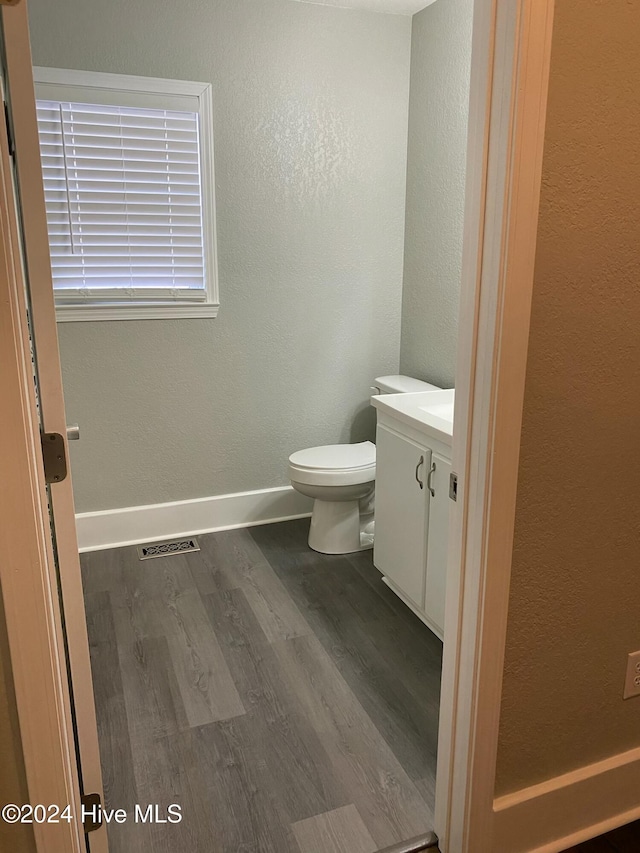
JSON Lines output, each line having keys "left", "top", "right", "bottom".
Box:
{"left": 34, "top": 68, "right": 219, "bottom": 321}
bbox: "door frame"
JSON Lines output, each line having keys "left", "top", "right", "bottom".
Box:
{"left": 435, "top": 0, "right": 554, "bottom": 850}
{"left": 0, "top": 0, "right": 556, "bottom": 851}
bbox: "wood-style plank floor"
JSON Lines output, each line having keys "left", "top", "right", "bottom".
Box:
{"left": 81, "top": 518, "right": 441, "bottom": 853}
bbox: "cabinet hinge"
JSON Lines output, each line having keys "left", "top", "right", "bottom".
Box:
{"left": 41, "top": 432, "right": 68, "bottom": 484}
{"left": 449, "top": 472, "right": 458, "bottom": 502}
{"left": 80, "top": 793, "right": 103, "bottom": 834}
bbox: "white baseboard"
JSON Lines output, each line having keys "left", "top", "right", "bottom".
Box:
{"left": 492, "top": 744, "right": 640, "bottom": 852}
{"left": 75, "top": 486, "right": 313, "bottom": 553}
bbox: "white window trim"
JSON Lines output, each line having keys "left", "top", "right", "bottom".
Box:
{"left": 33, "top": 67, "right": 220, "bottom": 322}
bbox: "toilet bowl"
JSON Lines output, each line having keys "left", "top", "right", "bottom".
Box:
{"left": 289, "top": 375, "right": 442, "bottom": 555}
{"left": 289, "top": 442, "right": 376, "bottom": 555}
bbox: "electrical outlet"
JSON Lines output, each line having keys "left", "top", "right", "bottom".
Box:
{"left": 623, "top": 651, "right": 640, "bottom": 699}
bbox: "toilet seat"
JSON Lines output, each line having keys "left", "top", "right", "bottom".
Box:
{"left": 289, "top": 441, "right": 376, "bottom": 487}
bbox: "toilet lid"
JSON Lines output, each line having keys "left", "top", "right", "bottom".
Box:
{"left": 289, "top": 441, "right": 376, "bottom": 472}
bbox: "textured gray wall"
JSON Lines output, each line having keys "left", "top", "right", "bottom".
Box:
{"left": 399, "top": 0, "right": 473, "bottom": 388}
{"left": 497, "top": 0, "right": 640, "bottom": 795}
{"left": 28, "top": 0, "right": 411, "bottom": 512}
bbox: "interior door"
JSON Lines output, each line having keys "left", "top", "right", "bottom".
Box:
{"left": 2, "top": 5, "right": 108, "bottom": 852}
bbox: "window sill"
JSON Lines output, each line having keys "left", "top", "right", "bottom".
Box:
{"left": 54, "top": 302, "right": 220, "bottom": 322}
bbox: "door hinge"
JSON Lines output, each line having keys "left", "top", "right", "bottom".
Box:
{"left": 41, "top": 432, "right": 68, "bottom": 483}
{"left": 3, "top": 101, "right": 14, "bottom": 158}
{"left": 449, "top": 472, "right": 458, "bottom": 502}
{"left": 80, "top": 793, "right": 103, "bottom": 834}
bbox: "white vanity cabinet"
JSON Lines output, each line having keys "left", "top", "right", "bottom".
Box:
{"left": 373, "top": 425, "right": 430, "bottom": 611}
{"left": 424, "top": 451, "right": 451, "bottom": 635}
{"left": 372, "top": 393, "right": 454, "bottom": 641}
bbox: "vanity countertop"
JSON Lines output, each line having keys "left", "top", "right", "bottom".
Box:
{"left": 371, "top": 388, "right": 455, "bottom": 445}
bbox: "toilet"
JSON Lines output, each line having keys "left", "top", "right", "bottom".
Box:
{"left": 289, "top": 375, "right": 441, "bottom": 554}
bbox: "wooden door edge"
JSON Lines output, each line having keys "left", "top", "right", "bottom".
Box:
{"left": 1, "top": 8, "right": 108, "bottom": 853}
{"left": 0, "top": 47, "right": 85, "bottom": 853}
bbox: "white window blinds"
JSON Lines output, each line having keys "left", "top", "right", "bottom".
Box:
{"left": 36, "top": 100, "right": 207, "bottom": 303}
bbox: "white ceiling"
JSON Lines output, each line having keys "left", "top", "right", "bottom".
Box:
{"left": 291, "top": 0, "right": 437, "bottom": 16}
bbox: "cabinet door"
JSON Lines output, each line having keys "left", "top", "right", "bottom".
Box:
{"left": 424, "top": 452, "right": 452, "bottom": 634}
{"left": 374, "top": 424, "right": 430, "bottom": 609}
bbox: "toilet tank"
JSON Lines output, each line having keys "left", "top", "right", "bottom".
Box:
{"left": 372, "top": 375, "right": 441, "bottom": 395}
